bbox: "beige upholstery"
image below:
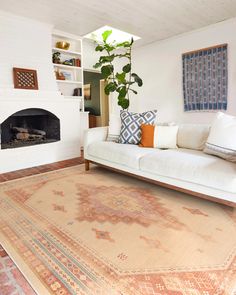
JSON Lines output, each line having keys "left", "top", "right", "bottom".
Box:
{"left": 177, "top": 124, "right": 210, "bottom": 150}
{"left": 140, "top": 148, "right": 236, "bottom": 193}
{"left": 87, "top": 141, "right": 155, "bottom": 170}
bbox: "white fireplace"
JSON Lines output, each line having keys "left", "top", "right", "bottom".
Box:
{"left": 0, "top": 11, "right": 81, "bottom": 173}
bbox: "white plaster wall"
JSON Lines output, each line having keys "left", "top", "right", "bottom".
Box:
{"left": 133, "top": 18, "right": 236, "bottom": 123}
{"left": 0, "top": 11, "right": 81, "bottom": 172}
{"left": 0, "top": 10, "right": 58, "bottom": 93}
{"left": 83, "top": 39, "right": 101, "bottom": 71}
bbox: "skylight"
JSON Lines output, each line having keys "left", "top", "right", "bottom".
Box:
{"left": 83, "top": 25, "right": 141, "bottom": 43}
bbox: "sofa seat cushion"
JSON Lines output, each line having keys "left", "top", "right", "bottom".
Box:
{"left": 87, "top": 141, "right": 156, "bottom": 170}
{"left": 140, "top": 149, "right": 236, "bottom": 193}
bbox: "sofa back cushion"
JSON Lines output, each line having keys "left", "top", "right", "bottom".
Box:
{"left": 177, "top": 124, "right": 210, "bottom": 150}
{"left": 107, "top": 114, "right": 121, "bottom": 142}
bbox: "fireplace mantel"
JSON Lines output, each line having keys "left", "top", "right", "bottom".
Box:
{"left": 0, "top": 98, "right": 81, "bottom": 173}
{"left": 0, "top": 12, "right": 82, "bottom": 173}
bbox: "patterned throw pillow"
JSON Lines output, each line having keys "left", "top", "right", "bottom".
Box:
{"left": 119, "top": 110, "right": 157, "bottom": 144}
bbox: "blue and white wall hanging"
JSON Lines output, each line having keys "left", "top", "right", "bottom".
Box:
{"left": 182, "top": 44, "right": 228, "bottom": 112}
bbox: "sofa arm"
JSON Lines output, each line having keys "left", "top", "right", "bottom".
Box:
{"left": 84, "top": 127, "right": 108, "bottom": 158}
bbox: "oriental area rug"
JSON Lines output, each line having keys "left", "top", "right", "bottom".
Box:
{"left": 0, "top": 165, "right": 236, "bottom": 295}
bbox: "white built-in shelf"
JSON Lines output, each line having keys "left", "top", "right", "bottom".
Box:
{"left": 52, "top": 30, "right": 88, "bottom": 145}
{"left": 52, "top": 29, "right": 85, "bottom": 115}
{"left": 52, "top": 47, "right": 81, "bottom": 57}
{"left": 56, "top": 80, "right": 82, "bottom": 85}
{"left": 53, "top": 63, "right": 82, "bottom": 70}
{"left": 64, "top": 95, "right": 82, "bottom": 99}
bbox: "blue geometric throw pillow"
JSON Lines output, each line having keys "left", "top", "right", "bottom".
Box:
{"left": 119, "top": 110, "right": 157, "bottom": 144}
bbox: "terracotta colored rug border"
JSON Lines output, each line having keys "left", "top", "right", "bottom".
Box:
{"left": 0, "top": 162, "right": 84, "bottom": 295}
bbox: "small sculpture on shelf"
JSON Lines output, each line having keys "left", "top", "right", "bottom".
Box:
{"left": 52, "top": 52, "right": 61, "bottom": 64}
{"left": 63, "top": 59, "right": 74, "bottom": 66}
{"left": 55, "top": 70, "right": 65, "bottom": 80}
{"left": 56, "top": 41, "right": 70, "bottom": 50}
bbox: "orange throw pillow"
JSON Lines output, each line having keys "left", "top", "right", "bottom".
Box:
{"left": 139, "top": 124, "right": 155, "bottom": 147}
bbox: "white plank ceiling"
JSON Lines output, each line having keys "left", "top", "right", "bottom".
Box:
{"left": 1, "top": 0, "right": 236, "bottom": 46}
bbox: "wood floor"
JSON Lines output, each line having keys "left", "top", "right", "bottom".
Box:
{"left": 0, "top": 157, "right": 84, "bottom": 183}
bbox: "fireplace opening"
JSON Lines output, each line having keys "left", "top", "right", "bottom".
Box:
{"left": 0, "top": 108, "right": 60, "bottom": 149}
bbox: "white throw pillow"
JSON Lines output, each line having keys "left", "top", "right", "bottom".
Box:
{"left": 106, "top": 114, "right": 121, "bottom": 142}
{"left": 154, "top": 125, "right": 179, "bottom": 149}
{"left": 177, "top": 124, "right": 210, "bottom": 151}
{"left": 204, "top": 112, "right": 236, "bottom": 162}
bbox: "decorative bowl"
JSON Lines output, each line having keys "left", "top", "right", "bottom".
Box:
{"left": 56, "top": 41, "right": 70, "bottom": 50}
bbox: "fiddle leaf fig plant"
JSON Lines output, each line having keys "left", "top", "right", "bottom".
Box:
{"left": 93, "top": 30, "right": 143, "bottom": 110}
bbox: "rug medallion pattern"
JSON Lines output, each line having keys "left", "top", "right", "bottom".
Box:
{"left": 0, "top": 165, "right": 236, "bottom": 294}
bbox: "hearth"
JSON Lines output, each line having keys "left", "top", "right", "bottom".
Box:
{"left": 0, "top": 108, "right": 60, "bottom": 149}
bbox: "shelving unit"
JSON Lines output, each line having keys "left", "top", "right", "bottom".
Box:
{"left": 52, "top": 30, "right": 84, "bottom": 111}
{"left": 52, "top": 30, "right": 88, "bottom": 145}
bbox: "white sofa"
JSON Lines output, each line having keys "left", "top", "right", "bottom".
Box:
{"left": 84, "top": 125, "right": 236, "bottom": 207}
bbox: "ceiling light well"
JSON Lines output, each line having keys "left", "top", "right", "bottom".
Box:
{"left": 83, "top": 25, "right": 141, "bottom": 43}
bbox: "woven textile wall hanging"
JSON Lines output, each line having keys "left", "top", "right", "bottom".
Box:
{"left": 182, "top": 44, "right": 228, "bottom": 111}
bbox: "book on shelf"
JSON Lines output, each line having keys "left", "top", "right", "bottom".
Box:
{"left": 52, "top": 51, "right": 81, "bottom": 67}
{"left": 62, "top": 58, "right": 81, "bottom": 67}
{"left": 73, "top": 87, "right": 82, "bottom": 96}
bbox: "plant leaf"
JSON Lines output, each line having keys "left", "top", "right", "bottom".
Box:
{"left": 95, "top": 45, "right": 104, "bottom": 52}
{"left": 118, "top": 98, "right": 129, "bottom": 110}
{"left": 131, "top": 73, "right": 143, "bottom": 87}
{"left": 104, "top": 82, "right": 117, "bottom": 95}
{"left": 116, "top": 41, "right": 131, "bottom": 48}
{"left": 102, "top": 30, "right": 112, "bottom": 42}
{"left": 93, "top": 62, "right": 102, "bottom": 69}
{"left": 104, "top": 44, "right": 115, "bottom": 52}
{"left": 117, "top": 86, "right": 127, "bottom": 99}
{"left": 122, "top": 64, "right": 131, "bottom": 73}
{"left": 116, "top": 72, "right": 126, "bottom": 84}
{"left": 101, "top": 65, "right": 113, "bottom": 79}
{"left": 99, "top": 55, "right": 115, "bottom": 63}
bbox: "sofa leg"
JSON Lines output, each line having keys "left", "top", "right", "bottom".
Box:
{"left": 85, "top": 160, "right": 90, "bottom": 171}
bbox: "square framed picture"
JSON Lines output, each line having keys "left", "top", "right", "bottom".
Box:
{"left": 13, "top": 68, "right": 38, "bottom": 90}
{"left": 58, "top": 69, "right": 74, "bottom": 81}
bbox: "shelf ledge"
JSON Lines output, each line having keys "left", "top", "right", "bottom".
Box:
{"left": 56, "top": 80, "right": 82, "bottom": 84}
{"left": 53, "top": 63, "right": 81, "bottom": 69}
{"left": 52, "top": 47, "right": 81, "bottom": 56}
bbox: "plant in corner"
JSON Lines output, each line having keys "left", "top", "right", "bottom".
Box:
{"left": 93, "top": 30, "right": 143, "bottom": 110}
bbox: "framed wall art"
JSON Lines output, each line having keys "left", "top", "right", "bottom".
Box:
{"left": 182, "top": 44, "right": 228, "bottom": 111}
{"left": 13, "top": 68, "right": 38, "bottom": 90}
{"left": 84, "top": 83, "right": 91, "bottom": 100}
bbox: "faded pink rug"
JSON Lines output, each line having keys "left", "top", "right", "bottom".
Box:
{"left": 0, "top": 245, "right": 35, "bottom": 295}
{"left": 0, "top": 165, "right": 236, "bottom": 294}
